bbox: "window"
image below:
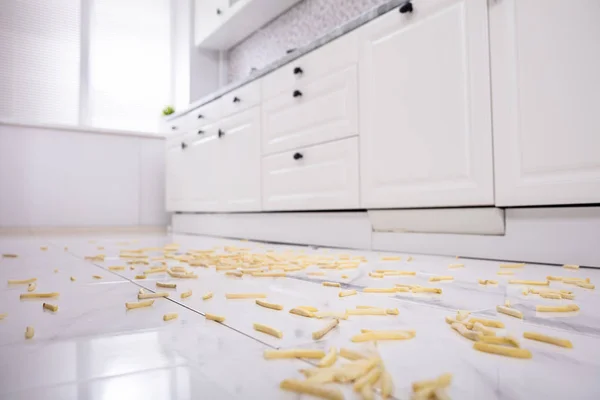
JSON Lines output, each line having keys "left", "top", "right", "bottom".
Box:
{"left": 0, "top": 0, "right": 172, "bottom": 133}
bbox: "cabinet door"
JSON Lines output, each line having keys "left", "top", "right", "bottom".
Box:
{"left": 490, "top": 0, "right": 600, "bottom": 206}
{"left": 358, "top": 0, "right": 494, "bottom": 209}
{"left": 165, "top": 138, "right": 188, "bottom": 212}
{"left": 219, "top": 107, "right": 261, "bottom": 211}
{"left": 185, "top": 128, "right": 222, "bottom": 211}
{"left": 195, "top": 0, "right": 228, "bottom": 45}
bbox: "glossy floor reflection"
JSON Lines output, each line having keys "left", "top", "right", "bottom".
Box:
{"left": 1, "top": 232, "right": 599, "bottom": 399}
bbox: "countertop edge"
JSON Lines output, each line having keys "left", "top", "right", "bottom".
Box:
{"left": 166, "top": 0, "right": 404, "bottom": 121}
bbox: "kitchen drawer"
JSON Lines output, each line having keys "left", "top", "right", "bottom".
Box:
{"left": 262, "top": 65, "right": 358, "bottom": 155}
{"left": 261, "top": 30, "right": 358, "bottom": 100}
{"left": 220, "top": 79, "right": 261, "bottom": 118}
{"left": 262, "top": 137, "right": 359, "bottom": 211}
{"left": 187, "top": 99, "right": 222, "bottom": 130}
{"left": 163, "top": 114, "right": 190, "bottom": 134}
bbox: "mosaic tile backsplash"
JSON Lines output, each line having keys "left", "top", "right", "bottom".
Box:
{"left": 226, "top": 0, "right": 390, "bottom": 83}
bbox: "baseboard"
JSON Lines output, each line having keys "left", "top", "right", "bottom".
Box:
{"left": 0, "top": 225, "right": 167, "bottom": 236}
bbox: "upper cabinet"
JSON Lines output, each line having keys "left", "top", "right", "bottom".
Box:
{"left": 195, "top": 0, "right": 302, "bottom": 49}
{"left": 358, "top": 0, "right": 494, "bottom": 209}
{"left": 490, "top": 0, "right": 600, "bottom": 206}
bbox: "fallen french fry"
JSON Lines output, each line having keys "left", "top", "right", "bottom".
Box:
{"left": 363, "top": 287, "right": 396, "bottom": 293}
{"left": 562, "top": 277, "right": 589, "bottom": 284}
{"left": 156, "top": 282, "right": 176, "bottom": 289}
{"left": 456, "top": 310, "right": 471, "bottom": 321}
{"left": 264, "top": 349, "right": 326, "bottom": 359}
{"left": 138, "top": 292, "right": 169, "bottom": 299}
{"left": 563, "top": 264, "right": 580, "bottom": 270}
{"left": 226, "top": 293, "right": 267, "bottom": 299}
{"left": 125, "top": 299, "right": 154, "bottom": 309}
{"left": 163, "top": 313, "right": 178, "bottom": 321}
{"left": 380, "top": 370, "right": 394, "bottom": 399}
{"left": 429, "top": 276, "right": 454, "bottom": 282}
{"left": 254, "top": 323, "right": 283, "bottom": 338}
{"left": 252, "top": 271, "right": 287, "bottom": 277}
{"left": 313, "top": 319, "right": 339, "bottom": 340}
{"left": 318, "top": 347, "right": 337, "bottom": 367}
{"left": 307, "top": 272, "right": 325, "bottom": 276}
{"left": 322, "top": 282, "right": 341, "bottom": 288}
{"left": 451, "top": 322, "right": 483, "bottom": 341}
{"left": 25, "top": 326, "right": 35, "bottom": 339}
{"left": 144, "top": 266, "right": 167, "bottom": 275}
{"left": 523, "top": 331, "right": 572, "bottom": 348}
{"left": 561, "top": 293, "right": 576, "bottom": 300}
{"left": 496, "top": 305, "right": 523, "bottom": 319}
{"left": 339, "top": 289, "right": 357, "bottom": 297}
{"left": 205, "top": 313, "right": 225, "bottom": 323}
{"left": 481, "top": 336, "right": 520, "bottom": 347}
{"left": 352, "top": 330, "right": 415, "bottom": 342}
{"left": 547, "top": 276, "right": 563, "bottom": 281}
{"left": 468, "top": 317, "right": 504, "bottom": 328}
{"left": 290, "top": 308, "right": 314, "bottom": 318}
{"left": 20, "top": 292, "right": 60, "bottom": 299}
{"left": 382, "top": 271, "right": 416, "bottom": 276}
{"left": 256, "top": 299, "right": 283, "bottom": 311}
{"left": 8, "top": 278, "right": 37, "bottom": 285}
{"left": 536, "top": 304, "right": 580, "bottom": 312}
{"left": 361, "top": 383, "right": 374, "bottom": 400}
{"left": 280, "top": 379, "right": 343, "bottom": 400}
{"left": 181, "top": 290, "right": 192, "bottom": 299}
{"left": 225, "top": 271, "right": 243, "bottom": 278}
{"left": 473, "top": 342, "right": 532, "bottom": 358}
{"left": 27, "top": 283, "right": 36, "bottom": 292}
{"left": 509, "top": 279, "right": 549, "bottom": 286}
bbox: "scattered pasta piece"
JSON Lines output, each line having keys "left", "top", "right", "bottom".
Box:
{"left": 202, "top": 292, "right": 213, "bottom": 300}
{"left": 27, "top": 283, "right": 36, "bottom": 292}
{"left": 298, "top": 306, "right": 319, "bottom": 312}
{"left": 340, "top": 348, "right": 367, "bottom": 360}
{"left": 339, "top": 289, "right": 357, "bottom": 297}
{"left": 382, "top": 271, "right": 416, "bottom": 276}
{"left": 264, "top": 349, "right": 326, "bottom": 359}
{"left": 156, "top": 282, "right": 176, "bottom": 289}
{"left": 473, "top": 342, "right": 532, "bottom": 359}
{"left": 25, "top": 326, "right": 35, "bottom": 339}
{"left": 412, "top": 287, "right": 442, "bottom": 294}
{"left": 144, "top": 266, "right": 168, "bottom": 275}
{"left": 363, "top": 287, "right": 396, "bottom": 293}
{"left": 472, "top": 322, "right": 496, "bottom": 336}
{"left": 2, "top": 253, "right": 18, "bottom": 258}
{"left": 108, "top": 266, "right": 125, "bottom": 271}
{"left": 226, "top": 293, "right": 267, "bottom": 299}
{"left": 352, "top": 330, "right": 415, "bottom": 342}
{"left": 226, "top": 271, "right": 243, "bottom": 278}
{"left": 252, "top": 271, "right": 286, "bottom": 277}
{"left": 354, "top": 365, "right": 382, "bottom": 392}
{"left": 563, "top": 264, "right": 580, "bottom": 270}
{"left": 576, "top": 282, "right": 595, "bottom": 289}
{"left": 313, "top": 319, "right": 339, "bottom": 340}
{"left": 125, "top": 299, "right": 154, "bottom": 309}
{"left": 386, "top": 308, "right": 399, "bottom": 315}
{"left": 381, "top": 256, "right": 401, "bottom": 261}
{"left": 468, "top": 317, "right": 504, "bottom": 328}
{"left": 254, "top": 323, "right": 283, "bottom": 338}
{"left": 540, "top": 292, "right": 562, "bottom": 299}
{"left": 481, "top": 336, "right": 520, "bottom": 348}
{"left": 318, "top": 347, "right": 337, "bottom": 367}
{"left": 496, "top": 305, "right": 523, "bottom": 319}
{"left": 163, "top": 313, "right": 178, "bottom": 321}
{"left": 547, "top": 276, "right": 563, "bottom": 281}
{"left": 536, "top": 304, "right": 580, "bottom": 312}
{"left": 523, "top": 331, "right": 572, "bottom": 348}
{"left": 256, "top": 299, "right": 283, "bottom": 311}
{"left": 322, "top": 282, "right": 341, "bottom": 288}
{"left": 205, "top": 313, "right": 225, "bottom": 323}
{"left": 451, "top": 322, "right": 483, "bottom": 341}
{"left": 499, "top": 263, "right": 525, "bottom": 268}
{"left": 448, "top": 263, "right": 464, "bottom": 269}
{"left": 92, "top": 275, "right": 102, "bottom": 279}
{"left": 445, "top": 316, "right": 473, "bottom": 329}
{"left": 180, "top": 290, "right": 192, "bottom": 299}
{"left": 280, "top": 379, "right": 343, "bottom": 400}
{"left": 562, "top": 277, "right": 590, "bottom": 284}
{"left": 134, "top": 275, "right": 146, "bottom": 279}
{"left": 412, "top": 373, "right": 452, "bottom": 393}
{"left": 42, "top": 303, "right": 58, "bottom": 312}
{"left": 138, "top": 292, "right": 169, "bottom": 299}
{"left": 497, "top": 271, "right": 514, "bottom": 275}
{"left": 509, "top": 279, "right": 549, "bottom": 286}
{"left": 429, "top": 276, "right": 453, "bottom": 282}
{"left": 8, "top": 278, "right": 37, "bottom": 285}
{"left": 290, "top": 308, "right": 315, "bottom": 318}
{"left": 307, "top": 272, "right": 325, "bottom": 276}
{"left": 20, "top": 292, "right": 59, "bottom": 299}
{"left": 561, "top": 293, "right": 576, "bottom": 300}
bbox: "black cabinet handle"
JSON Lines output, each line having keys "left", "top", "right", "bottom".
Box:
{"left": 171, "top": 126, "right": 177, "bottom": 130}
{"left": 197, "top": 129, "right": 204, "bottom": 135}
{"left": 233, "top": 96, "right": 241, "bottom": 103}
{"left": 181, "top": 142, "right": 187, "bottom": 150}
{"left": 293, "top": 67, "right": 303, "bottom": 75}
{"left": 293, "top": 152, "right": 303, "bottom": 160}
{"left": 218, "top": 129, "right": 225, "bottom": 138}
{"left": 399, "top": 1, "right": 413, "bottom": 13}
{"left": 216, "top": 8, "right": 222, "bottom": 15}
{"left": 197, "top": 114, "right": 204, "bottom": 119}
{"left": 293, "top": 90, "right": 303, "bottom": 98}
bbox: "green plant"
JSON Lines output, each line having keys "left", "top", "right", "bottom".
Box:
{"left": 162, "top": 105, "right": 175, "bottom": 116}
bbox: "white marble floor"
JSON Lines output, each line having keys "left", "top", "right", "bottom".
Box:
{"left": 1, "top": 232, "right": 599, "bottom": 400}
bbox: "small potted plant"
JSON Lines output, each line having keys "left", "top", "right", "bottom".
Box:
{"left": 162, "top": 105, "right": 175, "bottom": 116}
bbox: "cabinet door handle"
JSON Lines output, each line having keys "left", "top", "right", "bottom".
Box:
{"left": 216, "top": 8, "right": 222, "bottom": 15}
{"left": 197, "top": 129, "right": 204, "bottom": 135}
{"left": 293, "top": 90, "right": 303, "bottom": 98}
{"left": 197, "top": 114, "right": 204, "bottom": 119}
{"left": 293, "top": 67, "right": 303, "bottom": 75}
{"left": 181, "top": 142, "right": 187, "bottom": 150}
{"left": 399, "top": 1, "right": 413, "bottom": 13}
{"left": 171, "top": 126, "right": 177, "bottom": 130}
{"left": 293, "top": 152, "right": 303, "bottom": 160}
{"left": 233, "top": 96, "right": 241, "bottom": 103}
{"left": 218, "top": 129, "right": 225, "bottom": 138}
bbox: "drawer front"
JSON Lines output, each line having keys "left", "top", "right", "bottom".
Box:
{"left": 262, "top": 137, "right": 359, "bottom": 211}
{"left": 262, "top": 65, "right": 358, "bottom": 155}
{"left": 262, "top": 30, "right": 358, "bottom": 100}
{"left": 187, "top": 99, "right": 222, "bottom": 131}
{"left": 220, "top": 79, "right": 262, "bottom": 118}
{"left": 163, "top": 114, "right": 190, "bottom": 134}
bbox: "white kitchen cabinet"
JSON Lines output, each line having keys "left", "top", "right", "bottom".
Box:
{"left": 358, "top": 0, "right": 494, "bottom": 209}
{"left": 219, "top": 107, "right": 261, "bottom": 211}
{"left": 262, "top": 137, "right": 360, "bottom": 211}
{"left": 194, "top": 0, "right": 228, "bottom": 47}
{"left": 185, "top": 127, "right": 221, "bottom": 212}
{"left": 490, "top": 0, "right": 600, "bottom": 206}
{"left": 166, "top": 134, "right": 192, "bottom": 212}
{"left": 262, "top": 65, "right": 358, "bottom": 155}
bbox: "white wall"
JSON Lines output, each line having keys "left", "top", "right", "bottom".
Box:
{"left": 0, "top": 123, "right": 168, "bottom": 228}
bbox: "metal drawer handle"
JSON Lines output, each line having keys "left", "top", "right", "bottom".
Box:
{"left": 233, "top": 96, "right": 241, "bottom": 103}
{"left": 293, "top": 67, "right": 303, "bottom": 75}
{"left": 181, "top": 142, "right": 187, "bottom": 150}
{"left": 293, "top": 152, "right": 303, "bottom": 160}
{"left": 197, "top": 130, "right": 204, "bottom": 135}
{"left": 197, "top": 114, "right": 204, "bottom": 119}
{"left": 171, "top": 126, "right": 177, "bottom": 130}
{"left": 399, "top": 1, "right": 413, "bottom": 13}
{"left": 293, "top": 90, "right": 303, "bottom": 98}
{"left": 216, "top": 8, "right": 222, "bottom": 15}
{"left": 218, "top": 129, "right": 225, "bottom": 138}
